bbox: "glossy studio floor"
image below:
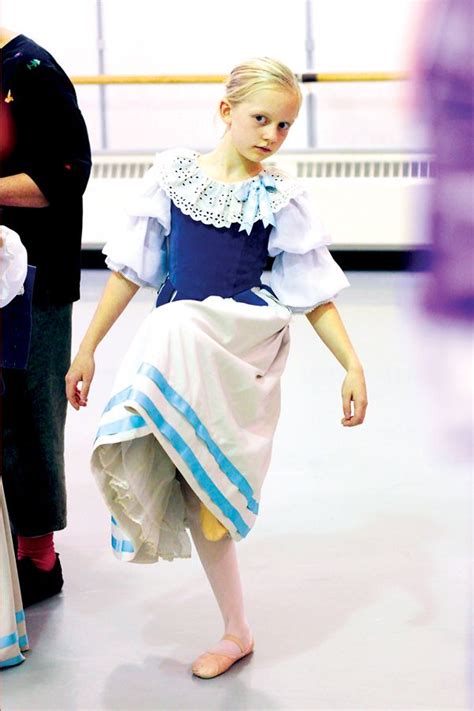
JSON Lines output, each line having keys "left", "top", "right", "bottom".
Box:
{"left": 2, "top": 270, "right": 472, "bottom": 711}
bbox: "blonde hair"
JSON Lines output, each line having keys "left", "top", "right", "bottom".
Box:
{"left": 225, "top": 57, "right": 302, "bottom": 107}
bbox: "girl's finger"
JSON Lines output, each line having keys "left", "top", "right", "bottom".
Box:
{"left": 342, "top": 390, "right": 352, "bottom": 419}
{"left": 80, "top": 379, "right": 90, "bottom": 402}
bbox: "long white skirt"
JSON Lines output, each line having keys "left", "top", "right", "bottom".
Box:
{"left": 0, "top": 480, "right": 29, "bottom": 668}
{"left": 92, "top": 291, "right": 291, "bottom": 563}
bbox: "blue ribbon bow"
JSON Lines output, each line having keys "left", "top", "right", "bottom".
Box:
{"left": 234, "top": 174, "right": 277, "bottom": 235}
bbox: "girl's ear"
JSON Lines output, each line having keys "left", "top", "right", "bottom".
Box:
{"left": 219, "top": 99, "right": 232, "bottom": 126}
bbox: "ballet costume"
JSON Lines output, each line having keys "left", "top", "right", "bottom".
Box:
{"left": 92, "top": 147, "right": 349, "bottom": 562}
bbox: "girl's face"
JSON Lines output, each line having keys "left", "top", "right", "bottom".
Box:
{"left": 220, "top": 87, "right": 300, "bottom": 163}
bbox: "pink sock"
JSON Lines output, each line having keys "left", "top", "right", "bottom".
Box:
{"left": 17, "top": 533, "right": 57, "bottom": 572}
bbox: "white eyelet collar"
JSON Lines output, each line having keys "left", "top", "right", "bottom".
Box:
{"left": 152, "top": 148, "right": 302, "bottom": 234}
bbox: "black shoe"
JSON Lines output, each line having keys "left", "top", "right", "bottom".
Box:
{"left": 17, "top": 554, "right": 64, "bottom": 608}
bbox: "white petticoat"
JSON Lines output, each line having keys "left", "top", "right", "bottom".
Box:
{"left": 92, "top": 290, "right": 291, "bottom": 563}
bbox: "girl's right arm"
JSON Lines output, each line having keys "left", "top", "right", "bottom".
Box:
{"left": 65, "top": 271, "right": 139, "bottom": 410}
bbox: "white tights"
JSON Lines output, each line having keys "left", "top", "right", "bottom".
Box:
{"left": 181, "top": 479, "right": 253, "bottom": 655}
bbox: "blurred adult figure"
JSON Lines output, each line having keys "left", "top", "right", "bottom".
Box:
{"left": 412, "top": 0, "right": 473, "bottom": 456}
{"left": 415, "top": 0, "right": 473, "bottom": 321}
{"left": 0, "top": 28, "right": 91, "bottom": 606}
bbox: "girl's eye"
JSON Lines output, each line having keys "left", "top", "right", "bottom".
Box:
{"left": 255, "top": 115, "right": 267, "bottom": 124}
{"left": 278, "top": 122, "right": 290, "bottom": 130}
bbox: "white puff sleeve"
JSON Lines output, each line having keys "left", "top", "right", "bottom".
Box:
{"left": 268, "top": 191, "right": 349, "bottom": 312}
{"left": 102, "top": 161, "right": 171, "bottom": 289}
{"left": 0, "top": 225, "right": 28, "bottom": 308}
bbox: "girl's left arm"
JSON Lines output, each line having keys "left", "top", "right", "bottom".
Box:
{"left": 306, "top": 301, "right": 368, "bottom": 427}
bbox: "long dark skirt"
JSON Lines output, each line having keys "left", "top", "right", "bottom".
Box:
{"left": 1, "top": 303, "right": 72, "bottom": 536}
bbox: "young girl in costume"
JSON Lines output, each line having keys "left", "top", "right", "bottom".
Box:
{"left": 66, "top": 57, "right": 367, "bottom": 679}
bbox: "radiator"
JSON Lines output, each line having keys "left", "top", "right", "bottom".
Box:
{"left": 82, "top": 152, "right": 432, "bottom": 250}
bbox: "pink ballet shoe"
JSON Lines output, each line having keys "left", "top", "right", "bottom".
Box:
{"left": 192, "top": 634, "right": 254, "bottom": 679}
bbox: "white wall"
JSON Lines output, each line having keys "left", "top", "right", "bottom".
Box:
{"left": 2, "top": 0, "right": 431, "bottom": 152}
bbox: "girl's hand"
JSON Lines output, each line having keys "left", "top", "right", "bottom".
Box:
{"left": 341, "top": 367, "right": 367, "bottom": 426}
{"left": 65, "top": 349, "right": 95, "bottom": 411}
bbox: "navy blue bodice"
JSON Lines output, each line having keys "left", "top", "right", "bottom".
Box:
{"left": 156, "top": 203, "right": 273, "bottom": 307}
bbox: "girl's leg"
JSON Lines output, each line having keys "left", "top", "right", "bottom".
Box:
{"left": 181, "top": 479, "right": 253, "bottom": 659}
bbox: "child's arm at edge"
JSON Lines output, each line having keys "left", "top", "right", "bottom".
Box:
{"left": 65, "top": 271, "right": 139, "bottom": 410}
{"left": 305, "top": 302, "right": 368, "bottom": 427}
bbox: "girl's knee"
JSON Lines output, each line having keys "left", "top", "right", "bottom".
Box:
{"left": 179, "top": 476, "right": 228, "bottom": 541}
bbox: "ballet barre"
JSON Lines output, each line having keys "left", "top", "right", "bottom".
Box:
{"left": 70, "top": 72, "right": 408, "bottom": 85}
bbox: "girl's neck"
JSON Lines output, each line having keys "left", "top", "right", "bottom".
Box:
{"left": 199, "top": 137, "right": 262, "bottom": 184}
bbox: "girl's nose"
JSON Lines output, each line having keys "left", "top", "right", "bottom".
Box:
{"left": 262, "top": 125, "right": 278, "bottom": 143}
